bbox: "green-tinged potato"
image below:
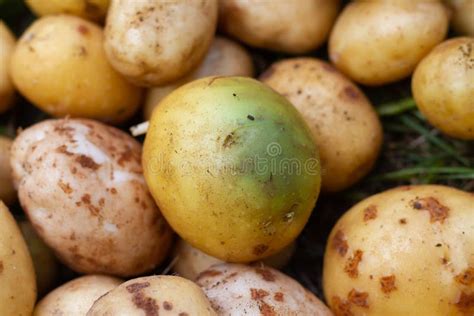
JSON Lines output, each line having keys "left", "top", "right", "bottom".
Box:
{"left": 10, "top": 15, "right": 142, "bottom": 124}
{"left": 19, "top": 221, "right": 59, "bottom": 296}
{"left": 219, "top": 0, "right": 341, "bottom": 54}
{"left": 173, "top": 239, "right": 295, "bottom": 280}
{"left": 412, "top": 37, "right": 474, "bottom": 140}
{"left": 323, "top": 185, "right": 474, "bottom": 316}
{"left": 87, "top": 275, "right": 217, "bottom": 315}
{"left": 144, "top": 36, "right": 254, "bottom": 119}
{"left": 329, "top": 0, "right": 449, "bottom": 85}
{"left": 197, "top": 263, "right": 333, "bottom": 315}
{"left": 0, "top": 136, "right": 16, "bottom": 205}
{"left": 260, "top": 58, "right": 382, "bottom": 192}
{"left": 104, "top": 0, "right": 218, "bottom": 86}
{"left": 143, "top": 76, "right": 321, "bottom": 263}
{"left": 0, "top": 202, "right": 36, "bottom": 316}
{"left": 26, "top": 0, "right": 110, "bottom": 21}
{"left": 0, "top": 21, "right": 15, "bottom": 114}
{"left": 445, "top": 0, "right": 474, "bottom": 35}
{"left": 34, "top": 275, "right": 121, "bottom": 316}
{"left": 10, "top": 119, "right": 173, "bottom": 277}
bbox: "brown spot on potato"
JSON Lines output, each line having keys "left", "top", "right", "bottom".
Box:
{"left": 258, "top": 301, "right": 276, "bottom": 316}
{"left": 163, "top": 301, "right": 173, "bottom": 310}
{"left": 223, "top": 132, "right": 237, "bottom": 148}
{"left": 344, "top": 250, "right": 363, "bottom": 278}
{"left": 56, "top": 145, "right": 73, "bottom": 156}
{"left": 332, "top": 296, "right": 353, "bottom": 316}
{"left": 333, "top": 230, "right": 349, "bottom": 257}
{"left": 196, "top": 269, "right": 222, "bottom": 280}
{"left": 77, "top": 24, "right": 89, "bottom": 35}
{"left": 399, "top": 218, "right": 407, "bottom": 224}
{"left": 0, "top": 261, "right": 3, "bottom": 274}
{"left": 110, "top": 188, "right": 117, "bottom": 194}
{"left": 380, "top": 275, "right": 397, "bottom": 294}
{"left": 255, "top": 267, "right": 276, "bottom": 282}
{"left": 274, "top": 292, "right": 284, "bottom": 302}
{"left": 126, "top": 282, "right": 150, "bottom": 293}
{"left": 58, "top": 180, "right": 73, "bottom": 194}
{"left": 456, "top": 292, "right": 474, "bottom": 314}
{"left": 178, "top": 313, "right": 189, "bottom": 316}
{"left": 455, "top": 267, "right": 474, "bottom": 286}
{"left": 348, "top": 289, "right": 369, "bottom": 308}
{"left": 81, "top": 194, "right": 91, "bottom": 204}
{"left": 363, "top": 205, "right": 377, "bottom": 221}
{"left": 253, "top": 244, "right": 269, "bottom": 256}
{"left": 131, "top": 291, "right": 159, "bottom": 316}
{"left": 76, "top": 155, "right": 100, "bottom": 170}
{"left": 344, "top": 86, "right": 359, "bottom": 100}
{"left": 118, "top": 148, "right": 134, "bottom": 166}
{"left": 411, "top": 197, "right": 449, "bottom": 223}
{"left": 251, "top": 288, "right": 269, "bottom": 300}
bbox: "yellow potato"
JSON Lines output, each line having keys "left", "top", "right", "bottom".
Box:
{"left": 329, "top": 0, "right": 449, "bottom": 85}
{"left": 412, "top": 37, "right": 474, "bottom": 140}
{"left": 0, "top": 136, "right": 16, "bottom": 205}
{"left": 219, "top": 0, "right": 341, "bottom": 53}
{"left": 26, "top": 0, "right": 110, "bottom": 22}
{"left": 0, "top": 21, "right": 16, "bottom": 114}
{"left": 144, "top": 36, "right": 254, "bottom": 119}
{"left": 323, "top": 185, "right": 474, "bottom": 316}
{"left": 0, "top": 202, "right": 36, "bottom": 316}
{"left": 260, "top": 58, "right": 382, "bottom": 192}
{"left": 445, "top": 0, "right": 474, "bottom": 35}
{"left": 10, "top": 15, "right": 142, "bottom": 124}
{"left": 104, "top": 0, "right": 218, "bottom": 86}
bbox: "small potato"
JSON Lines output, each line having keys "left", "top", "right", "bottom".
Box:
{"left": 445, "top": 0, "right": 474, "bottom": 35}
{"left": 104, "top": 0, "right": 218, "bottom": 86}
{"left": 329, "top": 0, "right": 449, "bottom": 85}
{"left": 26, "top": 0, "right": 110, "bottom": 21}
{"left": 196, "top": 263, "right": 333, "bottom": 315}
{"left": 34, "top": 275, "right": 122, "bottom": 316}
{"left": 412, "top": 37, "right": 474, "bottom": 140}
{"left": 10, "top": 15, "right": 142, "bottom": 124}
{"left": 0, "top": 136, "right": 16, "bottom": 205}
{"left": 87, "top": 275, "right": 217, "bottom": 315}
{"left": 323, "top": 185, "right": 474, "bottom": 316}
{"left": 11, "top": 118, "right": 173, "bottom": 277}
{"left": 219, "top": 0, "right": 341, "bottom": 54}
{"left": 0, "top": 202, "right": 36, "bottom": 316}
{"left": 0, "top": 21, "right": 16, "bottom": 114}
{"left": 144, "top": 36, "right": 254, "bottom": 119}
{"left": 260, "top": 58, "right": 382, "bottom": 192}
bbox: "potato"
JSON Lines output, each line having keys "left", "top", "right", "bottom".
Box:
{"left": 87, "top": 275, "right": 217, "bottom": 315}
{"left": 0, "top": 136, "right": 16, "bottom": 205}
{"left": 104, "top": 0, "right": 218, "bottom": 86}
{"left": 329, "top": 0, "right": 449, "bottom": 85}
{"left": 173, "top": 239, "right": 295, "bottom": 280}
{"left": 143, "top": 77, "right": 321, "bottom": 263}
{"left": 219, "top": 0, "right": 341, "bottom": 54}
{"left": 0, "top": 202, "right": 36, "bottom": 316}
{"left": 144, "top": 36, "right": 254, "bottom": 119}
{"left": 26, "top": 0, "right": 110, "bottom": 21}
{"left": 197, "top": 263, "right": 333, "bottom": 315}
{"left": 412, "top": 37, "right": 474, "bottom": 140}
{"left": 323, "top": 185, "right": 474, "bottom": 316}
{"left": 11, "top": 118, "right": 173, "bottom": 277}
{"left": 445, "top": 0, "right": 474, "bottom": 35}
{"left": 34, "top": 275, "right": 121, "bottom": 316}
{"left": 0, "top": 21, "right": 16, "bottom": 114}
{"left": 260, "top": 58, "right": 383, "bottom": 192}
{"left": 10, "top": 15, "right": 142, "bottom": 124}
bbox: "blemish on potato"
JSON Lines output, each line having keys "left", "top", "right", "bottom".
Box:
{"left": 332, "top": 296, "right": 353, "bottom": 316}
{"left": 344, "top": 250, "right": 363, "bottom": 278}
{"left": 131, "top": 290, "right": 159, "bottom": 316}
{"left": 411, "top": 197, "right": 449, "bottom": 223}
{"left": 223, "top": 132, "right": 237, "bottom": 148}
{"left": 380, "top": 275, "right": 397, "bottom": 294}
{"left": 333, "top": 230, "right": 349, "bottom": 257}
{"left": 258, "top": 301, "right": 276, "bottom": 316}
{"left": 255, "top": 267, "right": 276, "bottom": 282}
{"left": 75, "top": 155, "right": 100, "bottom": 170}
{"left": 58, "top": 180, "right": 73, "bottom": 194}
{"left": 363, "top": 205, "right": 377, "bottom": 221}
{"left": 251, "top": 288, "right": 270, "bottom": 300}
{"left": 455, "top": 267, "right": 474, "bottom": 286}
{"left": 163, "top": 301, "right": 173, "bottom": 310}
{"left": 343, "top": 86, "right": 359, "bottom": 100}
{"left": 56, "top": 145, "right": 73, "bottom": 156}
{"left": 455, "top": 292, "right": 474, "bottom": 314}
{"left": 399, "top": 218, "right": 407, "bottom": 225}
{"left": 178, "top": 313, "right": 189, "bottom": 316}
{"left": 77, "top": 24, "right": 89, "bottom": 35}
{"left": 196, "top": 269, "right": 222, "bottom": 280}
{"left": 0, "top": 261, "right": 3, "bottom": 274}
{"left": 253, "top": 244, "right": 269, "bottom": 256}
{"left": 274, "top": 292, "right": 284, "bottom": 302}
{"left": 348, "top": 289, "right": 369, "bottom": 308}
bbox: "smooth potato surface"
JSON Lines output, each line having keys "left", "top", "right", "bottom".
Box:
{"left": 26, "top": 0, "right": 110, "bottom": 21}
{"left": 446, "top": 0, "right": 474, "bottom": 35}
{"left": 0, "top": 136, "right": 16, "bottom": 205}
{"left": 0, "top": 21, "right": 16, "bottom": 113}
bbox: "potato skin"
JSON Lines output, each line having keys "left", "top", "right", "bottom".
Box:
{"left": 10, "top": 15, "right": 142, "bottom": 124}
{"left": 260, "top": 58, "right": 382, "bottom": 192}
{"left": 26, "top": 0, "right": 110, "bottom": 21}
{"left": 87, "top": 275, "right": 217, "bottom": 315}
{"left": 323, "top": 185, "right": 474, "bottom": 316}
{"left": 0, "top": 136, "right": 16, "bottom": 205}
{"left": 0, "top": 22, "right": 16, "bottom": 114}
{"left": 0, "top": 202, "right": 36, "bottom": 316}
{"left": 412, "top": 37, "right": 474, "bottom": 140}
{"left": 34, "top": 275, "right": 121, "bottom": 316}
{"left": 329, "top": 0, "right": 449, "bottom": 85}
{"left": 104, "top": 0, "right": 218, "bottom": 86}
{"left": 219, "top": 0, "right": 340, "bottom": 54}
{"left": 446, "top": 0, "right": 474, "bottom": 35}
{"left": 11, "top": 119, "right": 173, "bottom": 277}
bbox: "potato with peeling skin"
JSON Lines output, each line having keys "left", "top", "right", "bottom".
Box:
{"left": 260, "top": 58, "right": 383, "bottom": 192}
{"left": 104, "top": 0, "right": 218, "bottom": 86}
{"left": 26, "top": 0, "right": 110, "bottom": 22}
{"left": 0, "top": 136, "right": 16, "bottom": 205}
{"left": 0, "top": 21, "right": 16, "bottom": 114}
{"left": 10, "top": 118, "right": 173, "bottom": 277}
{"left": 34, "top": 275, "right": 122, "bottom": 316}
{"left": 87, "top": 275, "right": 217, "bottom": 315}
{"left": 323, "top": 185, "right": 474, "bottom": 316}
{"left": 196, "top": 263, "right": 333, "bottom": 315}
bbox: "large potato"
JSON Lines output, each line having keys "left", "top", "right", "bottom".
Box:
{"left": 329, "top": 0, "right": 449, "bottom": 85}
{"left": 144, "top": 36, "right": 254, "bottom": 119}
{"left": 0, "top": 21, "right": 15, "bottom": 114}
{"left": 0, "top": 136, "right": 16, "bottom": 205}
{"left": 10, "top": 15, "right": 142, "bottom": 124}
{"left": 0, "top": 202, "right": 36, "bottom": 316}
{"left": 104, "top": 0, "right": 218, "bottom": 86}
{"left": 87, "top": 275, "right": 217, "bottom": 315}
{"left": 260, "top": 58, "right": 382, "bottom": 192}
{"left": 143, "top": 77, "right": 321, "bottom": 263}
{"left": 34, "top": 275, "right": 122, "bottom": 316}
{"left": 219, "top": 0, "right": 341, "bottom": 54}
{"left": 26, "top": 0, "right": 110, "bottom": 21}
{"left": 445, "top": 0, "right": 474, "bottom": 35}
{"left": 412, "top": 37, "right": 474, "bottom": 140}
{"left": 323, "top": 185, "right": 474, "bottom": 316}
{"left": 11, "top": 118, "right": 173, "bottom": 277}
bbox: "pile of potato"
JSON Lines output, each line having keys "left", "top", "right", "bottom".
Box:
{"left": 0, "top": 0, "right": 472, "bottom": 315}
